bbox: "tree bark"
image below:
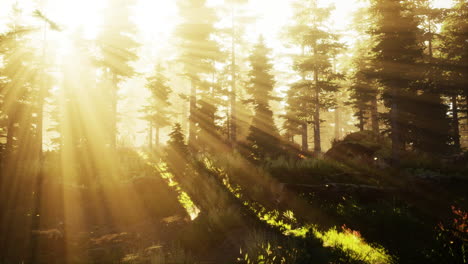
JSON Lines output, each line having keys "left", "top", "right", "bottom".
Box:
{"left": 37, "top": 89, "right": 45, "bottom": 158}
{"left": 110, "top": 73, "right": 118, "bottom": 149}
{"left": 313, "top": 95, "right": 321, "bottom": 153}
{"left": 313, "top": 41, "right": 321, "bottom": 154}
{"left": 452, "top": 94, "right": 460, "bottom": 151}
{"left": 391, "top": 87, "right": 401, "bottom": 166}
{"left": 155, "top": 125, "right": 160, "bottom": 149}
{"left": 301, "top": 122, "right": 308, "bottom": 152}
{"left": 465, "top": 95, "right": 468, "bottom": 146}
{"left": 189, "top": 78, "right": 196, "bottom": 146}
{"left": 230, "top": 5, "right": 237, "bottom": 146}
{"left": 37, "top": 17, "right": 49, "bottom": 159}
{"left": 5, "top": 117, "right": 15, "bottom": 156}
{"left": 358, "top": 109, "right": 365, "bottom": 132}
{"left": 148, "top": 119, "right": 153, "bottom": 151}
{"left": 371, "top": 95, "right": 379, "bottom": 134}
{"left": 334, "top": 105, "right": 341, "bottom": 140}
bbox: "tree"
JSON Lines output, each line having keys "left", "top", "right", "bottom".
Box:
{"left": 283, "top": 79, "right": 313, "bottom": 151}
{"left": 283, "top": 80, "right": 309, "bottom": 149}
{"left": 245, "top": 37, "right": 281, "bottom": 161}
{"left": 225, "top": 0, "right": 249, "bottom": 146}
{"left": 165, "top": 123, "right": 189, "bottom": 166}
{"left": 51, "top": 29, "right": 103, "bottom": 166}
{"left": 439, "top": 0, "right": 468, "bottom": 151}
{"left": 283, "top": 0, "right": 342, "bottom": 154}
{"left": 349, "top": 41, "right": 380, "bottom": 133}
{"left": 0, "top": 6, "right": 60, "bottom": 262}
{"left": 142, "top": 64, "right": 172, "bottom": 150}
{"left": 0, "top": 5, "right": 39, "bottom": 160}
{"left": 175, "top": 0, "right": 222, "bottom": 148}
{"left": 407, "top": 0, "right": 452, "bottom": 155}
{"left": 370, "top": 0, "right": 423, "bottom": 164}
{"left": 32, "top": 9, "right": 62, "bottom": 159}
{"left": 196, "top": 76, "right": 224, "bottom": 152}
{"left": 96, "top": 0, "right": 139, "bottom": 148}
{"left": 347, "top": 6, "right": 380, "bottom": 134}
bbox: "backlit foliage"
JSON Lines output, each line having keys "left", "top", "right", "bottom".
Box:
{"left": 0, "top": 0, "right": 466, "bottom": 263}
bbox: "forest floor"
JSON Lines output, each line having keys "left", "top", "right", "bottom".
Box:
{"left": 0, "top": 132, "right": 467, "bottom": 264}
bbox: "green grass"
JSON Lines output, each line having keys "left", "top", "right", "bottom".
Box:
{"left": 200, "top": 154, "right": 395, "bottom": 264}
{"left": 137, "top": 151, "right": 201, "bottom": 220}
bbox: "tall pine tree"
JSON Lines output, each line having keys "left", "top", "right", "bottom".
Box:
{"left": 370, "top": 0, "right": 423, "bottom": 164}
{"left": 176, "top": 0, "right": 222, "bottom": 149}
{"left": 1, "top": 5, "right": 39, "bottom": 160}
{"left": 439, "top": 0, "right": 468, "bottom": 151}
{"left": 246, "top": 37, "right": 280, "bottom": 161}
{"left": 284, "top": 0, "right": 342, "bottom": 154}
{"left": 142, "top": 64, "right": 172, "bottom": 150}
{"left": 96, "top": 0, "right": 139, "bottom": 148}
{"left": 409, "top": 0, "right": 452, "bottom": 155}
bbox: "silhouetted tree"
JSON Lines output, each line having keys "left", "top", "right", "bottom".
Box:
{"left": 166, "top": 123, "right": 189, "bottom": 165}
{"left": 142, "top": 64, "right": 172, "bottom": 150}
{"left": 226, "top": 0, "right": 249, "bottom": 146}
{"left": 32, "top": 9, "right": 62, "bottom": 159}
{"left": 245, "top": 37, "right": 281, "bottom": 161}
{"left": 284, "top": 0, "right": 343, "bottom": 154}
{"left": 370, "top": 0, "right": 423, "bottom": 164}
{"left": 175, "top": 0, "right": 222, "bottom": 148}
{"left": 0, "top": 5, "right": 39, "bottom": 160}
{"left": 96, "top": 0, "right": 139, "bottom": 148}
{"left": 408, "top": 0, "right": 452, "bottom": 155}
{"left": 439, "top": 0, "right": 468, "bottom": 152}
{"left": 349, "top": 41, "right": 380, "bottom": 133}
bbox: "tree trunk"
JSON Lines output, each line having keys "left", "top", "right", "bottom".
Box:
{"left": 189, "top": 78, "right": 196, "bottom": 146}
{"left": 391, "top": 87, "right": 401, "bottom": 166}
{"left": 5, "top": 117, "right": 15, "bottom": 156}
{"left": 313, "top": 91, "right": 321, "bottom": 153}
{"left": 301, "top": 122, "right": 308, "bottom": 152}
{"left": 371, "top": 95, "right": 379, "bottom": 134}
{"left": 428, "top": 27, "right": 433, "bottom": 59}
{"left": 110, "top": 73, "right": 118, "bottom": 149}
{"left": 313, "top": 41, "right": 321, "bottom": 154}
{"left": 36, "top": 18, "right": 49, "bottom": 160}
{"left": 465, "top": 95, "right": 468, "bottom": 143}
{"left": 452, "top": 94, "right": 460, "bottom": 151}
{"left": 358, "top": 109, "right": 365, "bottom": 132}
{"left": 37, "top": 91, "right": 45, "bottom": 158}
{"left": 30, "top": 21, "right": 48, "bottom": 263}
{"left": 334, "top": 106, "right": 341, "bottom": 140}
{"left": 155, "top": 125, "right": 160, "bottom": 149}
{"left": 230, "top": 5, "right": 237, "bottom": 146}
{"left": 148, "top": 120, "right": 153, "bottom": 151}
{"left": 464, "top": 95, "right": 468, "bottom": 148}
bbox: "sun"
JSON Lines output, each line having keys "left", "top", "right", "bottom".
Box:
{"left": 45, "top": 0, "right": 104, "bottom": 40}
{"left": 134, "top": 0, "right": 178, "bottom": 37}
{"left": 45, "top": 0, "right": 178, "bottom": 59}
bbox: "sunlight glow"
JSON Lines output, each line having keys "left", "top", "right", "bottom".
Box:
{"left": 46, "top": 0, "right": 104, "bottom": 39}
{"left": 138, "top": 151, "right": 201, "bottom": 220}
{"left": 0, "top": 0, "right": 464, "bottom": 263}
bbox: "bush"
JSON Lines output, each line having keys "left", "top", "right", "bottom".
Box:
{"left": 430, "top": 206, "right": 468, "bottom": 264}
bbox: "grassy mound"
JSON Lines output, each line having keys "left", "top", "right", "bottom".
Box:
{"left": 326, "top": 131, "right": 391, "bottom": 166}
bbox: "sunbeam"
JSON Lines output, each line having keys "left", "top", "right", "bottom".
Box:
{"left": 0, "top": 0, "right": 466, "bottom": 263}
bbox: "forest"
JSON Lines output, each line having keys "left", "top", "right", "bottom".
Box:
{"left": 0, "top": 0, "right": 467, "bottom": 263}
